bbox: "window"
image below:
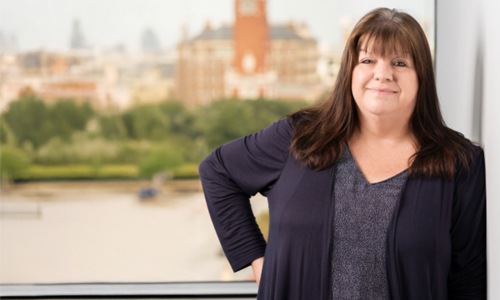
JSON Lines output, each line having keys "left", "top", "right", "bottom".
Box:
{"left": 0, "top": 0, "right": 435, "bottom": 294}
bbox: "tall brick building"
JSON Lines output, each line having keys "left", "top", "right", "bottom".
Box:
{"left": 233, "top": 0, "right": 268, "bottom": 75}
{"left": 176, "top": 0, "right": 321, "bottom": 107}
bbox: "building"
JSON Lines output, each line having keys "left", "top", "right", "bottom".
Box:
{"left": 1, "top": 48, "right": 177, "bottom": 112}
{"left": 2, "top": 51, "right": 109, "bottom": 110}
{"left": 176, "top": 24, "right": 233, "bottom": 107}
{"left": 176, "top": 0, "right": 322, "bottom": 108}
{"left": 130, "top": 57, "right": 176, "bottom": 106}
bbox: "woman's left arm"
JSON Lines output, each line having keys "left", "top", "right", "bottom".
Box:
{"left": 449, "top": 146, "right": 487, "bottom": 299}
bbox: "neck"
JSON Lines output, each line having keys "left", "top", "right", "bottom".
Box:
{"left": 354, "top": 114, "right": 414, "bottom": 145}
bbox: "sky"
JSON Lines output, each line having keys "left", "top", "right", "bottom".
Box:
{"left": 0, "top": 0, "right": 434, "bottom": 52}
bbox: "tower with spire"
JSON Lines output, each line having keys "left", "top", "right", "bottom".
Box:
{"left": 175, "top": 0, "right": 320, "bottom": 107}
{"left": 234, "top": 0, "right": 268, "bottom": 74}
{"left": 227, "top": 0, "right": 275, "bottom": 98}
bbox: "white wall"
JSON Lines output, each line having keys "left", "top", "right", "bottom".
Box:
{"left": 482, "top": 1, "right": 500, "bottom": 298}
{"left": 436, "top": 0, "right": 500, "bottom": 298}
{"left": 436, "top": 1, "right": 482, "bottom": 141}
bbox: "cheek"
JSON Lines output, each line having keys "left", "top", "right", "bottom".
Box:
{"left": 405, "top": 74, "right": 419, "bottom": 96}
{"left": 404, "top": 79, "right": 419, "bottom": 110}
{"left": 351, "top": 68, "right": 365, "bottom": 96}
{"left": 351, "top": 68, "right": 362, "bottom": 86}
{"left": 405, "top": 79, "right": 418, "bottom": 98}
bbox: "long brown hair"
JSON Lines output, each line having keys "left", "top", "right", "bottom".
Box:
{"left": 290, "top": 7, "right": 473, "bottom": 178}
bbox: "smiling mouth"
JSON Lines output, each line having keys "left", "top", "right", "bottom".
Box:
{"left": 367, "top": 88, "right": 397, "bottom": 93}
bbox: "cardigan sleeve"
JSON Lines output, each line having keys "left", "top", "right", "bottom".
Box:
{"left": 448, "top": 146, "right": 487, "bottom": 299}
{"left": 198, "top": 118, "right": 293, "bottom": 272}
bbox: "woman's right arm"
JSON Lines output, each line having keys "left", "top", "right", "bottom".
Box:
{"left": 198, "top": 118, "right": 292, "bottom": 272}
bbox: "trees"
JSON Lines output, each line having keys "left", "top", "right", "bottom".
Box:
{"left": 96, "top": 114, "right": 128, "bottom": 140}
{"left": 0, "top": 146, "right": 30, "bottom": 181}
{"left": 121, "top": 101, "right": 196, "bottom": 141}
{"left": 2, "top": 95, "right": 51, "bottom": 149}
{"left": 139, "top": 144, "right": 183, "bottom": 178}
{"left": 47, "top": 100, "right": 94, "bottom": 141}
{"left": 122, "top": 104, "right": 169, "bottom": 140}
{"left": 1, "top": 96, "right": 95, "bottom": 149}
{"left": 0, "top": 96, "right": 308, "bottom": 180}
{"left": 198, "top": 98, "right": 306, "bottom": 150}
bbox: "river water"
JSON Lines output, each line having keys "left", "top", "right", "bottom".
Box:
{"left": 0, "top": 180, "right": 267, "bottom": 284}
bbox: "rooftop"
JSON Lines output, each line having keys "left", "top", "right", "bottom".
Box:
{"left": 191, "top": 24, "right": 314, "bottom": 41}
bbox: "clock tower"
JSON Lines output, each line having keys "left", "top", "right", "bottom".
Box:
{"left": 234, "top": 0, "right": 268, "bottom": 74}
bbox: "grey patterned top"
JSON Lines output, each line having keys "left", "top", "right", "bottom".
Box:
{"left": 331, "top": 148, "right": 408, "bottom": 300}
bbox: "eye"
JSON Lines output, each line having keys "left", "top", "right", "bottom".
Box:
{"left": 394, "top": 60, "right": 408, "bottom": 67}
{"left": 360, "top": 59, "right": 373, "bottom": 64}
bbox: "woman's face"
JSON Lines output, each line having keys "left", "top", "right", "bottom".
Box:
{"left": 351, "top": 47, "right": 419, "bottom": 124}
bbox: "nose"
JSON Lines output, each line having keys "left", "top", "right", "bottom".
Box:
{"left": 374, "top": 62, "right": 393, "bottom": 81}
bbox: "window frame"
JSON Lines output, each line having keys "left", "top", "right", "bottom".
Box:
{"left": 0, "top": 281, "right": 257, "bottom": 298}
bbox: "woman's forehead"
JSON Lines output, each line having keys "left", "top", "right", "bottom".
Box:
{"left": 357, "top": 34, "right": 410, "bottom": 57}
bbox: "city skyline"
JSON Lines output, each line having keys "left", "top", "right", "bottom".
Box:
{"left": 0, "top": 0, "right": 434, "bottom": 52}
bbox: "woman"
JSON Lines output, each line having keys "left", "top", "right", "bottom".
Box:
{"left": 199, "top": 7, "right": 486, "bottom": 299}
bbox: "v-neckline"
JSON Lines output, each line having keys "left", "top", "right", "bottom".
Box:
{"left": 345, "top": 146, "right": 408, "bottom": 186}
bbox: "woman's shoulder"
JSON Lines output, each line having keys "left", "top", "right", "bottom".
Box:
{"left": 217, "top": 117, "right": 294, "bottom": 161}
{"left": 273, "top": 116, "right": 294, "bottom": 132}
{"left": 258, "top": 117, "right": 294, "bottom": 140}
{"left": 441, "top": 127, "right": 483, "bottom": 173}
{"left": 453, "top": 142, "right": 485, "bottom": 183}
{"left": 467, "top": 143, "right": 485, "bottom": 169}
{"left": 470, "top": 143, "right": 484, "bottom": 154}
{"left": 252, "top": 117, "right": 294, "bottom": 152}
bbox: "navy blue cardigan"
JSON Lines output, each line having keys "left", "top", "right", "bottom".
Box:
{"left": 199, "top": 118, "right": 486, "bottom": 299}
